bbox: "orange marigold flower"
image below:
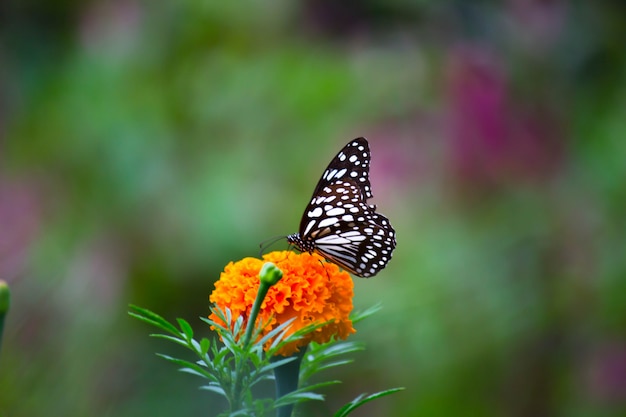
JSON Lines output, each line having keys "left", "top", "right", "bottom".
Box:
{"left": 209, "top": 251, "right": 356, "bottom": 356}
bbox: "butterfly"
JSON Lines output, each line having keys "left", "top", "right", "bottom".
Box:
{"left": 287, "top": 137, "right": 396, "bottom": 277}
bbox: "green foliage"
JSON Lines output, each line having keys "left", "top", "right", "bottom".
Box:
{"left": 333, "top": 388, "right": 406, "bottom": 417}
{"left": 128, "top": 304, "right": 402, "bottom": 416}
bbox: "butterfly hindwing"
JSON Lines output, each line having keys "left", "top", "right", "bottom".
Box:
{"left": 287, "top": 137, "right": 396, "bottom": 278}
{"left": 309, "top": 183, "right": 396, "bottom": 277}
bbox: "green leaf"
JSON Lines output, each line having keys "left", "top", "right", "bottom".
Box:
{"left": 220, "top": 330, "right": 242, "bottom": 354}
{"left": 177, "top": 318, "right": 194, "bottom": 339}
{"left": 200, "top": 338, "right": 211, "bottom": 356}
{"left": 277, "top": 391, "right": 325, "bottom": 404}
{"left": 150, "top": 333, "right": 191, "bottom": 349}
{"left": 228, "top": 409, "right": 254, "bottom": 417}
{"left": 189, "top": 338, "right": 203, "bottom": 353}
{"left": 201, "top": 316, "right": 228, "bottom": 332}
{"left": 248, "top": 373, "right": 275, "bottom": 388}
{"left": 300, "top": 340, "right": 364, "bottom": 383}
{"left": 333, "top": 387, "right": 405, "bottom": 417}
{"left": 156, "top": 354, "right": 216, "bottom": 381}
{"left": 256, "top": 356, "right": 297, "bottom": 374}
{"left": 315, "top": 359, "right": 354, "bottom": 373}
{"left": 200, "top": 384, "right": 227, "bottom": 396}
{"left": 259, "top": 318, "right": 295, "bottom": 347}
{"left": 232, "top": 315, "right": 245, "bottom": 338}
{"left": 274, "top": 380, "right": 341, "bottom": 407}
{"left": 350, "top": 303, "right": 382, "bottom": 324}
{"left": 317, "top": 341, "right": 364, "bottom": 357}
{"left": 207, "top": 306, "right": 232, "bottom": 329}
{"left": 212, "top": 345, "right": 231, "bottom": 364}
{"left": 128, "top": 304, "right": 179, "bottom": 335}
{"left": 273, "top": 391, "right": 325, "bottom": 407}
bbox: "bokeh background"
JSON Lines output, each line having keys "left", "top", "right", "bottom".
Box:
{"left": 1, "top": 1, "right": 625, "bottom": 416}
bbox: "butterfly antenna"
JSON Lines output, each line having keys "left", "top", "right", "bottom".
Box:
{"left": 318, "top": 259, "right": 332, "bottom": 280}
{"left": 259, "top": 235, "right": 287, "bottom": 257}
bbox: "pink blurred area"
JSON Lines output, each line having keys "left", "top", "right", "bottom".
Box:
{"left": 0, "top": 175, "right": 43, "bottom": 282}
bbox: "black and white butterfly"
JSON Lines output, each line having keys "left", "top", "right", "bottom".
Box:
{"left": 287, "top": 138, "right": 396, "bottom": 278}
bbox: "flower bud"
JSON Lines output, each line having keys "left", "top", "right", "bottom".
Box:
{"left": 259, "top": 262, "right": 283, "bottom": 286}
{"left": 0, "top": 280, "right": 10, "bottom": 315}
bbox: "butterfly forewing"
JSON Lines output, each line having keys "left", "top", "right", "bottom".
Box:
{"left": 312, "top": 138, "right": 372, "bottom": 196}
{"left": 288, "top": 137, "right": 396, "bottom": 278}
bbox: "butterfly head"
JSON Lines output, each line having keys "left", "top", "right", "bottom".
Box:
{"left": 286, "top": 233, "right": 315, "bottom": 254}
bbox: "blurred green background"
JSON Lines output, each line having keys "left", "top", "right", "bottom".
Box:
{"left": 1, "top": 1, "right": 625, "bottom": 416}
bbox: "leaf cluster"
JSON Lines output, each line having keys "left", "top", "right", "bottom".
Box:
{"left": 129, "top": 304, "right": 402, "bottom": 416}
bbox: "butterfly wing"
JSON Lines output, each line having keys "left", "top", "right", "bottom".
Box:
{"left": 300, "top": 181, "right": 396, "bottom": 277}
{"left": 289, "top": 137, "right": 396, "bottom": 278}
{"left": 299, "top": 137, "right": 373, "bottom": 234}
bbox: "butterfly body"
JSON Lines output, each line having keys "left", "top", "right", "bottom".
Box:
{"left": 287, "top": 138, "right": 396, "bottom": 278}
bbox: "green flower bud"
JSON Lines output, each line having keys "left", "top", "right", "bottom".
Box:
{"left": 259, "top": 262, "right": 283, "bottom": 286}
{"left": 0, "top": 280, "right": 10, "bottom": 315}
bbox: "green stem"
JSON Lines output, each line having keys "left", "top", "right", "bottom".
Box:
{"left": 231, "top": 263, "right": 282, "bottom": 412}
{"left": 242, "top": 280, "right": 271, "bottom": 350}
{"left": 273, "top": 348, "right": 307, "bottom": 417}
{"left": 0, "top": 281, "right": 10, "bottom": 354}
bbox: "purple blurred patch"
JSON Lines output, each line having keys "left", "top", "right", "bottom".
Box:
{"left": 444, "top": 46, "right": 564, "bottom": 191}
{"left": 0, "top": 176, "right": 43, "bottom": 282}
{"left": 585, "top": 342, "right": 626, "bottom": 405}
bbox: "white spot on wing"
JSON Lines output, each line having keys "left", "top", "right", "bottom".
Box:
{"left": 308, "top": 207, "right": 323, "bottom": 218}
{"left": 303, "top": 220, "right": 316, "bottom": 236}
{"left": 327, "top": 207, "right": 345, "bottom": 216}
{"left": 316, "top": 235, "right": 351, "bottom": 245}
{"left": 318, "top": 217, "right": 339, "bottom": 228}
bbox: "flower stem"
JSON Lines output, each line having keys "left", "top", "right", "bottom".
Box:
{"left": 242, "top": 262, "right": 282, "bottom": 349}
{"left": 242, "top": 280, "right": 271, "bottom": 349}
{"left": 231, "top": 263, "right": 283, "bottom": 411}
{"left": 273, "top": 348, "right": 306, "bottom": 417}
{"left": 0, "top": 281, "right": 9, "bottom": 353}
